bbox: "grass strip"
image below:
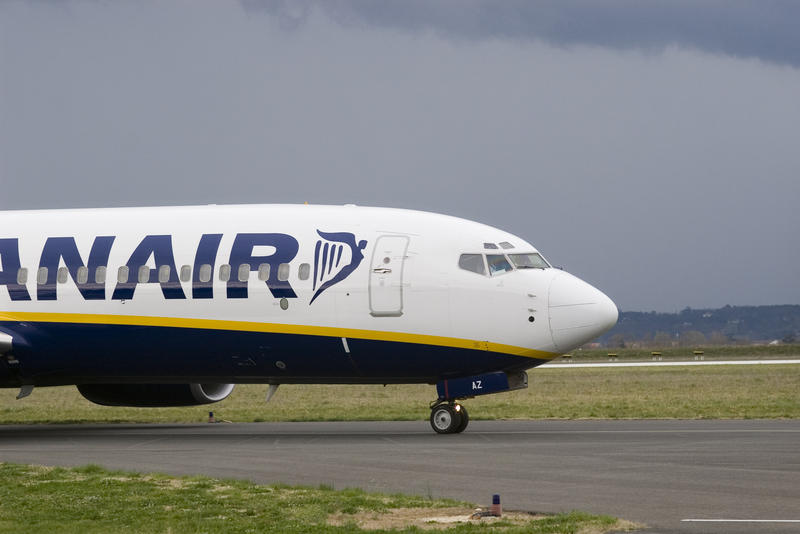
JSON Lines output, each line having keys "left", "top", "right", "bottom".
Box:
{"left": 0, "top": 463, "right": 634, "bottom": 533}
{"left": 1, "top": 364, "right": 798, "bottom": 423}
{"left": 565, "top": 344, "right": 800, "bottom": 361}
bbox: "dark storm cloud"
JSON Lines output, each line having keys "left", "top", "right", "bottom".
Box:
{"left": 2, "top": 1, "right": 799, "bottom": 311}
{"left": 248, "top": 0, "right": 800, "bottom": 68}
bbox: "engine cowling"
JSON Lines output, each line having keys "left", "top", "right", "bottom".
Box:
{"left": 77, "top": 383, "right": 235, "bottom": 407}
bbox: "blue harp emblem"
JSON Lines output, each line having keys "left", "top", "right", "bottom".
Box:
{"left": 310, "top": 230, "right": 367, "bottom": 304}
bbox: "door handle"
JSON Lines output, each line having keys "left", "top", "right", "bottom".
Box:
{"left": 372, "top": 267, "right": 392, "bottom": 274}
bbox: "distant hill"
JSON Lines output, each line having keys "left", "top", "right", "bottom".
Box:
{"left": 596, "top": 305, "right": 800, "bottom": 347}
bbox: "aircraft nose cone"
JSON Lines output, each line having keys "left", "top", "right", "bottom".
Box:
{"left": 548, "top": 271, "right": 618, "bottom": 352}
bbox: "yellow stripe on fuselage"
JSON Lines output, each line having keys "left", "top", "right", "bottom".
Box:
{"left": 0, "top": 311, "right": 557, "bottom": 360}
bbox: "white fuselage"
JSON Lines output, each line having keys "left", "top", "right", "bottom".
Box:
{"left": 0, "top": 204, "right": 617, "bottom": 387}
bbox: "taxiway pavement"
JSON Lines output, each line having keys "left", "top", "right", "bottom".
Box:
{"left": 1, "top": 420, "right": 798, "bottom": 533}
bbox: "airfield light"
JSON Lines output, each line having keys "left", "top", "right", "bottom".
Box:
{"left": 490, "top": 494, "right": 502, "bottom": 517}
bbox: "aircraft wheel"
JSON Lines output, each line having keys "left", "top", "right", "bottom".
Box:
{"left": 430, "top": 403, "right": 461, "bottom": 434}
{"left": 454, "top": 404, "right": 469, "bottom": 433}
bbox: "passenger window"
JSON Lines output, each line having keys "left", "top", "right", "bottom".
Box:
{"left": 458, "top": 254, "right": 486, "bottom": 275}
{"left": 198, "top": 264, "right": 212, "bottom": 283}
{"left": 138, "top": 266, "right": 150, "bottom": 284}
{"left": 57, "top": 267, "right": 69, "bottom": 284}
{"left": 219, "top": 264, "right": 231, "bottom": 282}
{"left": 117, "top": 266, "right": 129, "bottom": 284}
{"left": 237, "top": 264, "right": 250, "bottom": 282}
{"left": 76, "top": 266, "right": 89, "bottom": 284}
{"left": 158, "top": 265, "right": 171, "bottom": 283}
{"left": 37, "top": 267, "right": 48, "bottom": 285}
{"left": 257, "top": 263, "right": 270, "bottom": 281}
{"left": 16, "top": 268, "right": 28, "bottom": 285}
{"left": 486, "top": 254, "right": 513, "bottom": 275}
{"left": 95, "top": 266, "right": 107, "bottom": 284}
{"left": 277, "top": 263, "right": 290, "bottom": 282}
{"left": 180, "top": 265, "right": 191, "bottom": 282}
{"left": 298, "top": 263, "right": 310, "bottom": 280}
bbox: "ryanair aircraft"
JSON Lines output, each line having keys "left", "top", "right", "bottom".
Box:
{"left": 0, "top": 204, "right": 617, "bottom": 433}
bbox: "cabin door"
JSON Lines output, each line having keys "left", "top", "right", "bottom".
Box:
{"left": 369, "top": 235, "right": 409, "bottom": 317}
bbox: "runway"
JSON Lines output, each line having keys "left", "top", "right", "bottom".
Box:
{"left": 1, "top": 420, "right": 798, "bottom": 533}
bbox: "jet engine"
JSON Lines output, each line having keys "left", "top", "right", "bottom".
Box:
{"left": 77, "top": 383, "right": 235, "bottom": 407}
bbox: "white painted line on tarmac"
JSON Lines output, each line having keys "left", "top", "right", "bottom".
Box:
{"left": 543, "top": 359, "right": 800, "bottom": 368}
{"left": 471, "top": 430, "right": 800, "bottom": 436}
{"left": 682, "top": 519, "right": 800, "bottom": 523}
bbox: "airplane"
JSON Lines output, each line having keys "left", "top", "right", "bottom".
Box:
{"left": 0, "top": 204, "right": 617, "bottom": 433}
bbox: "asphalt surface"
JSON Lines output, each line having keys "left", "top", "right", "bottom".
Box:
{"left": 1, "top": 420, "right": 798, "bottom": 533}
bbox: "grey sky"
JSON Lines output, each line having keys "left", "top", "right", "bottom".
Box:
{"left": 1, "top": 1, "right": 798, "bottom": 312}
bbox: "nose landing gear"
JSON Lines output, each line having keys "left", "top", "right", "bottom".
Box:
{"left": 430, "top": 371, "right": 529, "bottom": 434}
{"left": 430, "top": 401, "right": 469, "bottom": 434}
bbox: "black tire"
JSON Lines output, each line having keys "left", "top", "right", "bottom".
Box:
{"left": 430, "top": 404, "right": 462, "bottom": 434}
{"left": 454, "top": 404, "right": 469, "bottom": 433}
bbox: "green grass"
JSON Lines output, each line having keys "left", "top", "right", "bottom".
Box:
{"left": 566, "top": 344, "right": 800, "bottom": 361}
{"left": 0, "top": 463, "right": 634, "bottom": 533}
{"left": 2, "top": 364, "right": 799, "bottom": 423}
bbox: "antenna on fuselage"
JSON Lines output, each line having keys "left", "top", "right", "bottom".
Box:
{"left": 265, "top": 384, "right": 280, "bottom": 403}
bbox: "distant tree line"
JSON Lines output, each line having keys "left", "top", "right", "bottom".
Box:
{"left": 597, "top": 305, "right": 800, "bottom": 348}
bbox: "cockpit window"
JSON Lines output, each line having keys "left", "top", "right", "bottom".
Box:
{"left": 499, "top": 241, "right": 514, "bottom": 249}
{"left": 458, "top": 254, "right": 486, "bottom": 275}
{"left": 508, "top": 253, "right": 550, "bottom": 269}
{"left": 483, "top": 243, "right": 498, "bottom": 250}
{"left": 486, "top": 254, "right": 513, "bottom": 275}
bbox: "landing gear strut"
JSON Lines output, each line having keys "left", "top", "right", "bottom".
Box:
{"left": 429, "top": 402, "right": 469, "bottom": 434}
{"left": 429, "top": 370, "right": 529, "bottom": 434}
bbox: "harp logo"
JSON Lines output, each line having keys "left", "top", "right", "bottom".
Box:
{"left": 311, "top": 230, "right": 367, "bottom": 304}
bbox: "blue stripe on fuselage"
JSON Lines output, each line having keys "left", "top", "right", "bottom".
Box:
{"left": 0, "top": 321, "right": 541, "bottom": 387}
